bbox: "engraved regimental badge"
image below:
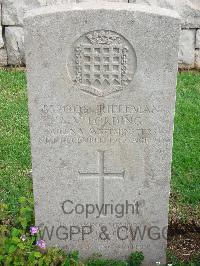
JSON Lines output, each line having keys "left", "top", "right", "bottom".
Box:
{"left": 67, "top": 30, "right": 137, "bottom": 97}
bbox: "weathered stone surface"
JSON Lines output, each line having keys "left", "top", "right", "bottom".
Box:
{"left": 46, "top": 0, "right": 76, "bottom": 5}
{"left": 178, "top": 29, "right": 195, "bottom": 68}
{"left": 129, "top": 0, "right": 200, "bottom": 28}
{"left": 0, "top": 49, "right": 7, "bottom": 66}
{"left": 77, "top": 0, "right": 128, "bottom": 2}
{"left": 0, "top": 4, "right": 2, "bottom": 24}
{"left": 3, "top": 0, "right": 199, "bottom": 27}
{"left": 2, "top": 0, "right": 76, "bottom": 26}
{"left": 24, "top": 3, "right": 180, "bottom": 265}
{"left": 5, "top": 27, "right": 25, "bottom": 65}
{"left": 195, "top": 49, "right": 200, "bottom": 69}
{"left": 2, "top": 0, "right": 47, "bottom": 26}
{"left": 129, "top": 0, "right": 177, "bottom": 9}
{"left": 0, "top": 27, "right": 4, "bottom": 49}
{"left": 103, "top": 0, "right": 128, "bottom": 1}
{"left": 196, "top": 29, "right": 200, "bottom": 49}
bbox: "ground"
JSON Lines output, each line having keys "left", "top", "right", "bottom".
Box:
{"left": 0, "top": 68, "right": 199, "bottom": 262}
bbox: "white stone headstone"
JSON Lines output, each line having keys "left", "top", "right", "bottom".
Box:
{"left": 25, "top": 3, "right": 180, "bottom": 265}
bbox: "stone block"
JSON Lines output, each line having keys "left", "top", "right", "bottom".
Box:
{"left": 5, "top": 27, "right": 25, "bottom": 65}
{"left": 2, "top": 0, "right": 47, "bottom": 26}
{"left": 2, "top": 0, "right": 76, "bottom": 26}
{"left": 0, "top": 4, "right": 1, "bottom": 24}
{"left": 196, "top": 29, "right": 200, "bottom": 49}
{"left": 195, "top": 49, "right": 200, "bottom": 69}
{"left": 0, "top": 49, "right": 7, "bottom": 66}
{"left": 0, "top": 27, "right": 4, "bottom": 49}
{"left": 46, "top": 0, "right": 76, "bottom": 5}
{"left": 178, "top": 29, "right": 195, "bottom": 68}
{"left": 77, "top": 0, "right": 128, "bottom": 2}
{"left": 129, "top": 0, "right": 200, "bottom": 28}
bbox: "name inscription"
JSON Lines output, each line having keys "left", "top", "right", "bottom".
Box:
{"left": 37, "top": 103, "right": 171, "bottom": 145}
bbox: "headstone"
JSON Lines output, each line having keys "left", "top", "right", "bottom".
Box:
{"left": 24, "top": 3, "right": 180, "bottom": 265}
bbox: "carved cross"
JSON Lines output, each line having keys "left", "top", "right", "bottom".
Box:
{"left": 79, "top": 150, "right": 125, "bottom": 208}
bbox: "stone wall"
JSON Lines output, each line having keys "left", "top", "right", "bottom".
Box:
{"left": 0, "top": 0, "right": 200, "bottom": 69}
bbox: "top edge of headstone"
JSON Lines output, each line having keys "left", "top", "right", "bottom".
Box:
{"left": 24, "top": 2, "right": 180, "bottom": 22}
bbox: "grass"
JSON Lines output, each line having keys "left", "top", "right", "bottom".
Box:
{"left": 0, "top": 69, "right": 32, "bottom": 214}
{"left": 172, "top": 73, "right": 200, "bottom": 205}
{"left": 0, "top": 68, "right": 200, "bottom": 221}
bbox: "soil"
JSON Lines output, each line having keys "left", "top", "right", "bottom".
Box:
{"left": 168, "top": 222, "right": 200, "bottom": 262}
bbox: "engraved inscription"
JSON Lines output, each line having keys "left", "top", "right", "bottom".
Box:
{"left": 67, "top": 31, "right": 137, "bottom": 97}
{"left": 38, "top": 103, "right": 171, "bottom": 146}
{"left": 79, "top": 150, "right": 125, "bottom": 208}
